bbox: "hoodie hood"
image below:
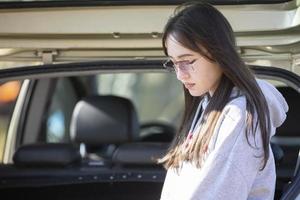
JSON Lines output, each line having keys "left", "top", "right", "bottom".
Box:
{"left": 256, "top": 79, "right": 289, "bottom": 130}
{"left": 202, "top": 79, "right": 289, "bottom": 137}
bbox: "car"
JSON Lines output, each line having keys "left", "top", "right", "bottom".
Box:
{"left": 0, "top": 0, "right": 299, "bottom": 199}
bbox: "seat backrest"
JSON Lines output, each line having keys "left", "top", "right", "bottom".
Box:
{"left": 70, "top": 95, "right": 140, "bottom": 162}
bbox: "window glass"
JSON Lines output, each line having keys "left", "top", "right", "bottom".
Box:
{"left": 0, "top": 81, "right": 21, "bottom": 162}
{"left": 43, "top": 73, "right": 183, "bottom": 143}
{"left": 45, "top": 79, "right": 78, "bottom": 143}
{"left": 97, "top": 72, "right": 184, "bottom": 127}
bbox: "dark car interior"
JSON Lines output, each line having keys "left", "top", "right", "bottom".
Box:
{"left": 0, "top": 91, "right": 168, "bottom": 200}
{"left": 0, "top": 66, "right": 299, "bottom": 200}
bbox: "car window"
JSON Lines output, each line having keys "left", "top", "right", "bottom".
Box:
{"left": 42, "top": 72, "right": 183, "bottom": 143}
{"left": 96, "top": 72, "right": 184, "bottom": 127}
{"left": 0, "top": 81, "right": 21, "bottom": 162}
{"left": 45, "top": 79, "right": 78, "bottom": 143}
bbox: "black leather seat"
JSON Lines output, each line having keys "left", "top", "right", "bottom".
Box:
{"left": 13, "top": 143, "right": 81, "bottom": 167}
{"left": 112, "top": 142, "right": 169, "bottom": 167}
{"left": 70, "top": 95, "right": 140, "bottom": 165}
{"left": 69, "top": 95, "right": 168, "bottom": 168}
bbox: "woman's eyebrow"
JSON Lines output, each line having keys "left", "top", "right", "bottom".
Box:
{"left": 169, "top": 54, "right": 194, "bottom": 60}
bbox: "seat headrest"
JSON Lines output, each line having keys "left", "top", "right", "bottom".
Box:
{"left": 112, "top": 143, "right": 168, "bottom": 166}
{"left": 13, "top": 143, "right": 81, "bottom": 167}
{"left": 70, "top": 95, "right": 139, "bottom": 145}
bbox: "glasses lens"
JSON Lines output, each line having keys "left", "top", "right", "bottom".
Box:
{"left": 177, "top": 60, "right": 195, "bottom": 72}
{"left": 163, "top": 60, "right": 175, "bottom": 72}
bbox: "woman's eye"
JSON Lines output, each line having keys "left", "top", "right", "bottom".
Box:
{"left": 189, "top": 59, "right": 196, "bottom": 64}
{"left": 179, "top": 60, "right": 192, "bottom": 64}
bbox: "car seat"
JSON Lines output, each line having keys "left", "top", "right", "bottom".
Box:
{"left": 70, "top": 95, "right": 140, "bottom": 166}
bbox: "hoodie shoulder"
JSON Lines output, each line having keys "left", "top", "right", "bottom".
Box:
{"left": 223, "top": 92, "right": 247, "bottom": 122}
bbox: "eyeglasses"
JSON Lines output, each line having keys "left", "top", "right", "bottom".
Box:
{"left": 163, "top": 59, "right": 196, "bottom": 73}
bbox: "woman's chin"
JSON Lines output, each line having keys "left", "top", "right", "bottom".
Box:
{"left": 188, "top": 89, "right": 204, "bottom": 97}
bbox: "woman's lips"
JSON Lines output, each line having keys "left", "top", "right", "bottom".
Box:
{"left": 184, "top": 83, "right": 195, "bottom": 89}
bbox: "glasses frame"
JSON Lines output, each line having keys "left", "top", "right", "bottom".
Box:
{"left": 163, "top": 59, "right": 196, "bottom": 73}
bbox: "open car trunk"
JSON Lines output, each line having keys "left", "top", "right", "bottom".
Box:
{"left": 0, "top": 1, "right": 300, "bottom": 199}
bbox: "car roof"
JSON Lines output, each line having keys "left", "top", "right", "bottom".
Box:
{"left": 0, "top": 0, "right": 293, "bottom": 7}
{"left": 0, "top": 0, "right": 299, "bottom": 76}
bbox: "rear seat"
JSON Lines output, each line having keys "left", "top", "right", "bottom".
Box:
{"left": 12, "top": 95, "right": 141, "bottom": 168}
{"left": 69, "top": 95, "right": 168, "bottom": 168}
{"left": 70, "top": 95, "right": 140, "bottom": 166}
{"left": 1, "top": 95, "right": 166, "bottom": 189}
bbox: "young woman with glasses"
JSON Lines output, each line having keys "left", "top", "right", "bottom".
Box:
{"left": 159, "top": 3, "right": 288, "bottom": 200}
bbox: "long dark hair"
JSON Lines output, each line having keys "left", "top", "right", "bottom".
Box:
{"left": 159, "top": 2, "right": 271, "bottom": 170}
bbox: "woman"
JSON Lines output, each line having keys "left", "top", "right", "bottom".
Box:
{"left": 159, "top": 2, "right": 288, "bottom": 200}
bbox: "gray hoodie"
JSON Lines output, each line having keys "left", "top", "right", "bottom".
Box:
{"left": 160, "top": 79, "right": 289, "bottom": 200}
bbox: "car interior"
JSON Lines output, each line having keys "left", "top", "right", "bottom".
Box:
{"left": 0, "top": 64, "right": 299, "bottom": 200}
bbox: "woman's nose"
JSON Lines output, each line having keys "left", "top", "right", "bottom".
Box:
{"left": 176, "top": 68, "right": 190, "bottom": 81}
